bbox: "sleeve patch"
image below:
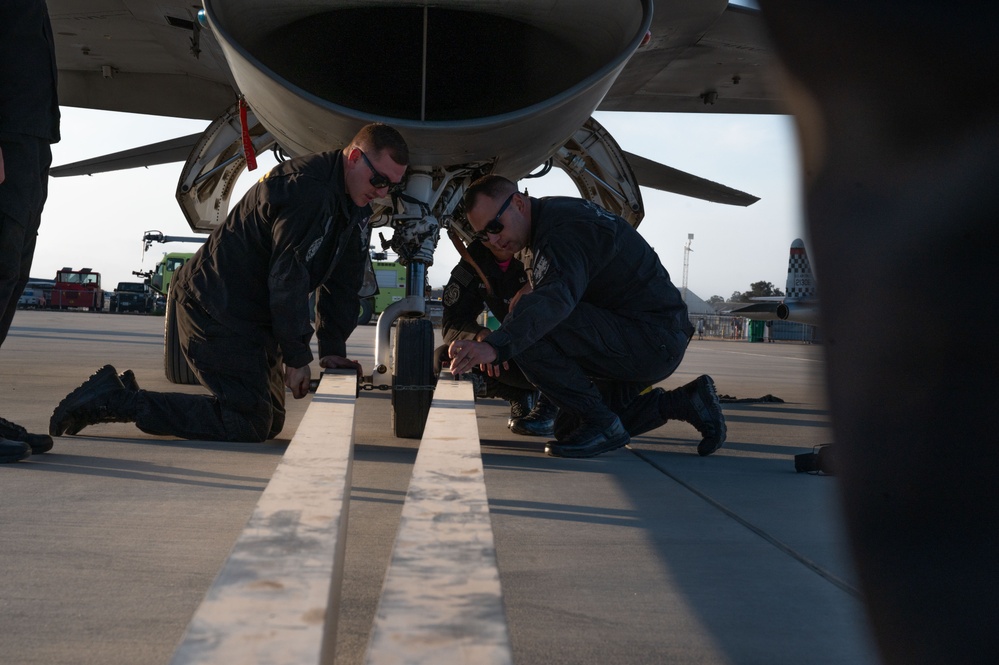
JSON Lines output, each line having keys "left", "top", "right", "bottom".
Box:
{"left": 443, "top": 282, "right": 462, "bottom": 307}
{"left": 451, "top": 263, "right": 475, "bottom": 287}
{"left": 532, "top": 252, "right": 551, "bottom": 285}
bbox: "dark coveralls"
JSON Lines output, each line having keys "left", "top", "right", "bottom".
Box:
{"left": 440, "top": 240, "right": 533, "bottom": 392}
{"left": 0, "top": 0, "right": 60, "bottom": 345}
{"left": 484, "top": 197, "right": 694, "bottom": 431}
{"left": 134, "top": 152, "right": 369, "bottom": 442}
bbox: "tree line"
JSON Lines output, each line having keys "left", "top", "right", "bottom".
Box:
{"left": 706, "top": 280, "right": 784, "bottom": 305}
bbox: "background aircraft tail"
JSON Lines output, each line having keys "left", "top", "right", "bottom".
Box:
{"left": 785, "top": 238, "right": 816, "bottom": 299}
{"left": 726, "top": 238, "right": 820, "bottom": 325}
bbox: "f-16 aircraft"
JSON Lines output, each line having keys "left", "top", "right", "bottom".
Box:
{"left": 47, "top": 0, "right": 784, "bottom": 436}
{"left": 726, "top": 238, "right": 819, "bottom": 325}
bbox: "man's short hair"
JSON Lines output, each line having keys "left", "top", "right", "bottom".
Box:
{"left": 463, "top": 174, "right": 517, "bottom": 212}
{"left": 352, "top": 123, "right": 409, "bottom": 165}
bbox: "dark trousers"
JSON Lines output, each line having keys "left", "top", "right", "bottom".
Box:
{"left": 0, "top": 137, "right": 50, "bottom": 346}
{"left": 135, "top": 292, "right": 286, "bottom": 442}
{"left": 513, "top": 303, "right": 690, "bottom": 427}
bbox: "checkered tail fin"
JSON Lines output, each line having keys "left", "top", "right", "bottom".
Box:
{"left": 785, "top": 238, "right": 815, "bottom": 299}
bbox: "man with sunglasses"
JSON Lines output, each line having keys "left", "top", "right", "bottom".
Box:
{"left": 450, "top": 175, "right": 725, "bottom": 458}
{"left": 439, "top": 238, "right": 558, "bottom": 436}
{"left": 50, "top": 123, "right": 408, "bottom": 443}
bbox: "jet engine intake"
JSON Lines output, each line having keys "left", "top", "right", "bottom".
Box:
{"left": 203, "top": 0, "right": 651, "bottom": 177}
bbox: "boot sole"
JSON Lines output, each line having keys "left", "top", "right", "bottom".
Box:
{"left": 1, "top": 448, "right": 32, "bottom": 463}
{"left": 545, "top": 430, "right": 630, "bottom": 458}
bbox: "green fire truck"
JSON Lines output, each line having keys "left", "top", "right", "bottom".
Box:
{"left": 149, "top": 252, "right": 194, "bottom": 296}
{"left": 360, "top": 259, "right": 408, "bottom": 325}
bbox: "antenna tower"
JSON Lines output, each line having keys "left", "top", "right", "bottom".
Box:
{"left": 682, "top": 233, "right": 694, "bottom": 301}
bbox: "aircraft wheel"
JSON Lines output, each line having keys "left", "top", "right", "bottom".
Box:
{"left": 164, "top": 294, "right": 199, "bottom": 385}
{"left": 392, "top": 317, "right": 435, "bottom": 439}
{"left": 358, "top": 297, "right": 374, "bottom": 325}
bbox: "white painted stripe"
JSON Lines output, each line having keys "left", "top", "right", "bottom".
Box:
{"left": 171, "top": 369, "right": 357, "bottom": 665}
{"left": 365, "top": 371, "right": 513, "bottom": 665}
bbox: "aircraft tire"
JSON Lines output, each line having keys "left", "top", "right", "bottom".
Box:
{"left": 358, "top": 297, "right": 374, "bottom": 326}
{"left": 164, "top": 293, "right": 199, "bottom": 385}
{"left": 391, "top": 317, "right": 435, "bottom": 439}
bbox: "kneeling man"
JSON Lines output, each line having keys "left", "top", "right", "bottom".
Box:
{"left": 448, "top": 175, "right": 725, "bottom": 458}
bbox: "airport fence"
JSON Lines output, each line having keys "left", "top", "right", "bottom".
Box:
{"left": 691, "top": 315, "right": 818, "bottom": 343}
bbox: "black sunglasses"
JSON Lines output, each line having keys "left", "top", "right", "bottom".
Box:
{"left": 473, "top": 192, "right": 516, "bottom": 242}
{"left": 359, "top": 149, "right": 393, "bottom": 190}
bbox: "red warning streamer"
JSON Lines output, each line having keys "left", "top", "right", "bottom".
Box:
{"left": 238, "top": 97, "right": 258, "bottom": 171}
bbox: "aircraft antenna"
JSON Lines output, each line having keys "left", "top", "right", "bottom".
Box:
{"left": 682, "top": 233, "right": 694, "bottom": 301}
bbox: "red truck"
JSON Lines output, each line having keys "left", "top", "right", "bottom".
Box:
{"left": 48, "top": 267, "right": 105, "bottom": 311}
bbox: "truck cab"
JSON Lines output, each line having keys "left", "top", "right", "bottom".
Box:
{"left": 110, "top": 282, "right": 153, "bottom": 313}
{"left": 149, "top": 252, "right": 194, "bottom": 296}
{"left": 50, "top": 267, "right": 104, "bottom": 311}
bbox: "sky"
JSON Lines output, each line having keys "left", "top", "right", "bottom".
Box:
{"left": 37, "top": 106, "right": 804, "bottom": 301}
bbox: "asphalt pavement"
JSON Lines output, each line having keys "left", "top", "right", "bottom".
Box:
{"left": 0, "top": 309, "right": 878, "bottom": 664}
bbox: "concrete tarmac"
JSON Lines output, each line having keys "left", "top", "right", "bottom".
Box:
{"left": 0, "top": 310, "right": 878, "bottom": 664}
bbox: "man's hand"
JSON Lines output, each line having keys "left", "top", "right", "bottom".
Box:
{"left": 470, "top": 329, "right": 508, "bottom": 376}
{"left": 448, "top": 340, "right": 498, "bottom": 376}
{"left": 320, "top": 354, "right": 362, "bottom": 376}
{"left": 285, "top": 364, "right": 311, "bottom": 399}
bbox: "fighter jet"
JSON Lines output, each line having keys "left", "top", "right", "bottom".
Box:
{"left": 46, "top": 0, "right": 785, "bottom": 435}
{"left": 726, "top": 238, "right": 819, "bottom": 326}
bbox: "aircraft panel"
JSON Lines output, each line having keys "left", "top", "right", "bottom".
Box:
{"left": 600, "top": 3, "right": 782, "bottom": 114}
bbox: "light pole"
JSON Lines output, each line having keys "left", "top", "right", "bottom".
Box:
{"left": 682, "top": 233, "right": 694, "bottom": 301}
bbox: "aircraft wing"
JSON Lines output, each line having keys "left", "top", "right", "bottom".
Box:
{"left": 726, "top": 299, "right": 820, "bottom": 326}
{"left": 600, "top": 3, "right": 781, "bottom": 114}
{"left": 46, "top": 0, "right": 784, "bottom": 232}
{"left": 624, "top": 151, "right": 760, "bottom": 206}
{"left": 49, "top": 2, "right": 233, "bottom": 120}
{"left": 726, "top": 301, "right": 783, "bottom": 319}
{"left": 50, "top": 1, "right": 781, "bottom": 121}
{"left": 49, "top": 133, "right": 202, "bottom": 176}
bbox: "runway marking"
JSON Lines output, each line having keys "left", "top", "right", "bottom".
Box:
{"left": 365, "top": 370, "right": 513, "bottom": 665}
{"left": 698, "top": 348, "right": 825, "bottom": 363}
{"left": 170, "top": 369, "right": 357, "bottom": 665}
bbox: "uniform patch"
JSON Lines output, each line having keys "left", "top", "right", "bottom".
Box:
{"left": 452, "top": 264, "right": 475, "bottom": 287}
{"left": 443, "top": 283, "right": 461, "bottom": 307}
{"left": 583, "top": 200, "right": 617, "bottom": 221}
{"left": 305, "top": 236, "right": 323, "bottom": 262}
{"left": 532, "top": 252, "right": 551, "bottom": 285}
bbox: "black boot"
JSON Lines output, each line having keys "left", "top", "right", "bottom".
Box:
{"left": 120, "top": 369, "right": 140, "bottom": 392}
{"left": 50, "top": 365, "right": 140, "bottom": 437}
{"left": 1, "top": 437, "right": 31, "bottom": 464}
{"left": 506, "top": 390, "right": 537, "bottom": 428}
{"left": 545, "top": 415, "right": 630, "bottom": 458}
{"left": 0, "top": 415, "right": 54, "bottom": 454}
{"left": 510, "top": 393, "right": 558, "bottom": 437}
{"left": 661, "top": 375, "right": 727, "bottom": 456}
{"left": 553, "top": 410, "right": 581, "bottom": 441}
{"left": 61, "top": 370, "right": 143, "bottom": 437}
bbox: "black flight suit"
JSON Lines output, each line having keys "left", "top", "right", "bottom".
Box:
{"left": 0, "top": 0, "right": 60, "bottom": 345}
{"left": 440, "top": 240, "right": 533, "bottom": 394}
{"left": 134, "top": 152, "right": 369, "bottom": 442}
{"left": 484, "top": 197, "right": 693, "bottom": 431}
